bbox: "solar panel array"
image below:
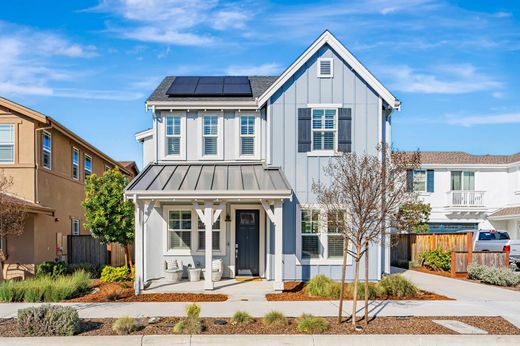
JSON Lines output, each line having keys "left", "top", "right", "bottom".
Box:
{"left": 166, "top": 76, "right": 252, "bottom": 96}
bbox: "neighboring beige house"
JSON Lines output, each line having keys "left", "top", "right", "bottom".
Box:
{"left": 0, "top": 97, "right": 137, "bottom": 279}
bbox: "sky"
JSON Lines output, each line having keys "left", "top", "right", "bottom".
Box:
{"left": 1, "top": 0, "right": 520, "bottom": 168}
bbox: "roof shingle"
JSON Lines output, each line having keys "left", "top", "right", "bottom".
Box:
{"left": 402, "top": 151, "right": 520, "bottom": 165}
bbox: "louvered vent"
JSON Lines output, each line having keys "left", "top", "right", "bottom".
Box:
{"left": 318, "top": 58, "right": 333, "bottom": 78}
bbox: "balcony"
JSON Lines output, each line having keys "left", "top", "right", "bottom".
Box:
{"left": 447, "top": 191, "right": 485, "bottom": 208}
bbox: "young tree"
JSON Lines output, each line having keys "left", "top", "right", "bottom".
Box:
{"left": 313, "top": 146, "right": 419, "bottom": 326}
{"left": 396, "top": 201, "right": 432, "bottom": 233}
{"left": 83, "top": 168, "right": 134, "bottom": 269}
{"left": 0, "top": 174, "right": 27, "bottom": 263}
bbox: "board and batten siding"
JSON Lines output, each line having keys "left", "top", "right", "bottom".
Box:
{"left": 268, "top": 43, "right": 385, "bottom": 281}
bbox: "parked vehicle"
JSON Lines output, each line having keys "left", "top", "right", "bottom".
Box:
{"left": 468, "top": 229, "right": 520, "bottom": 269}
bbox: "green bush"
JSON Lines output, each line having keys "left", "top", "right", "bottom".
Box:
{"left": 17, "top": 305, "right": 80, "bottom": 336}
{"left": 468, "top": 264, "right": 520, "bottom": 287}
{"left": 100, "top": 266, "right": 131, "bottom": 283}
{"left": 0, "top": 271, "right": 91, "bottom": 302}
{"left": 262, "top": 311, "right": 288, "bottom": 326}
{"left": 36, "top": 261, "right": 68, "bottom": 278}
{"left": 379, "top": 274, "right": 418, "bottom": 297}
{"left": 305, "top": 275, "right": 341, "bottom": 299}
{"left": 173, "top": 304, "right": 202, "bottom": 334}
{"left": 297, "top": 314, "right": 329, "bottom": 334}
{"left": 112, "top": 316, "right": 142, "bottom": 335}
{"left": 420, "top": 249, "right": 451, "bottom": 272}
{"left": 348, "top": 282, "right": 380, "bottom": 299}
{"left": 69, "top": 263, "right": 102, "bottom": 278}
{"left": 231, "top": 311, "right": 254, "bottom": 325}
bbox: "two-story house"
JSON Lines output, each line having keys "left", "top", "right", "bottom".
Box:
{"left": 0, "top": 97, "right": 137, "bottom": 279}
{"left": 409, "top": 152, "right": 520, "bottom": 239}
{"left": 127, "top": 31, "right": 400, "bottom": 292}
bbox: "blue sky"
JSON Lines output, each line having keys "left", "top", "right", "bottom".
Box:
{"left": 1, "top": 0, "right": 519, "bottom": 168}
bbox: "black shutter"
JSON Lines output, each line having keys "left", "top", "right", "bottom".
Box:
{"left": 338, "top": 108, "right": 352, "bottom": 152}
{"left": 298, "top": 108, "right": 312, "bottom": 152}
{"left": 427, "top": 170, "right": 434, "bottom": 193}
{"left": 406, "top": 170, "right": 414, "bottom": 192}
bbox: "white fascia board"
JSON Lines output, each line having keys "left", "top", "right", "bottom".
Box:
{"left": 419, "top": 163, "right": 512, "bottom": 170}
{"left": 135, "top": 129, "right": 153, "bottom": 142}
{"left": 124, "top": 190, "right": 293, "bottom": 200}
{"left": 146, "top": 100, "right": 258, "bottom": 110}
{"left": 257, "top": 31, "right": 399, "bottom": 109}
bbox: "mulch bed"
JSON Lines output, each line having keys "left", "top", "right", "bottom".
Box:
{"left": 66, "top": 280, "right": 227, "bottom": 303}
{"left": 0, "top": 316, "right": 518, "bottom": 336}
{"left": 411, "top": 267, "right": 457, "bottom": 278}
{"left": 266, "top": 282, "right": 451, "bottom": 301}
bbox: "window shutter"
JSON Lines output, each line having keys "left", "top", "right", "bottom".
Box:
{"left": 338, "top": 108, "right": 352, "bottom": 152}
{"left": 298, "top": 108, "right": 312, "bottom": 152}
{"left": 427, "top": 169, "right": 434, "bottom": 193}
{"left": 406, "top": 170, "right": 414, "bottom": 192}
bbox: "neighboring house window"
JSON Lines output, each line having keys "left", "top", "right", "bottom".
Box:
{"left": 413, "top": 170, "right": 427, "bottom": 192}
{"left": 197, "top": 215, "right": 221, "bottom": 251}
{"left": 84, "top": 154, "right": 92, "bottom": 180}
{"left": 451, "top": 171, "right": 475, "bottom": 191}
{"left": 327, "top": 211, "right": 344, "bottom": 259}
{"left": 301, "top": 209, "right": 320, "bottom": 259}
{"left": 202, "top": 115, "right": 218, "bottom": 156}
{"left": 42, "top": 131, "right": 52, "bottom": 169}
{"left": 72, "top": 219, "right": 80, "bottom": 236}
{"left": 72, "top": 148, "right": 79, "bottom": 180}
{"left": 0, "top": 124, "right": 14, "bottom": 164}
{"left": 317, "top": 58, "right": 333, "bottom": 78}
{"left": 312, "top": 109, "right": 337, "bottom": 151}
{"left": 240, "top": 115, "right": 255, "bottom": 156}
{"left": 168, "top": 210, "right": 192, "bottom": 250}
{"left": 166, "top": 115, "right": 181, "bottom": 156}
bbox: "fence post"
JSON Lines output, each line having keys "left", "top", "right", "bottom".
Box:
{"left": 450, "top": 251, "right": 456, "bottom": 277}
{"left": 466, "top": 232, "right": 473, "bottom": 267}
{"left": 505, "top": 250, "right": 510, "bottom": 268}
{"left": 433, "top": 233, "right": 438, "bottom": 249}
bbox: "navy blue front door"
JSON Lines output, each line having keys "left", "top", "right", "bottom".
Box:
{"left": 236, "top": 210, "right": 260, "bottom": 276}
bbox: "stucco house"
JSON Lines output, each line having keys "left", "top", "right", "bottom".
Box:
{"left": 127, "top": 31, "right": 400, "bottom": 293}
{"left": 409, "top": 151, "right": 520, "bottom": 238}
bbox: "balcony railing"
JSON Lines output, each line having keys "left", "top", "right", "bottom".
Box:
{"left": 448, "top": 191, "right": 485, "bottom": 207}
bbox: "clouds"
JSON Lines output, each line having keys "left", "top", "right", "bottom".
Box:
{"left": 224, "top": 63, "right": 282, "bottom": 76}
{"left": 445, "top": 113, "right": 520, "bottom": 127}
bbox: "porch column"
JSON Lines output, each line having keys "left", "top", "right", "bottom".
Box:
{"left": 134, "top": 199, "right": 144, "bottom": 294}
{"left": 273, "top": 201, "right": 284, "bottom": 291}
{"left": 204, "top": 202, "right": 214, "bottom": 290}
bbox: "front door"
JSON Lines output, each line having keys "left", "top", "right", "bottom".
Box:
{"left": 236, "top": 210, "right": 260, "bottom": 276}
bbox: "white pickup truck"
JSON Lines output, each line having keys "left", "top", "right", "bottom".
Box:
{"left": 469, "top": 229, "right": 520, "bottom": 269}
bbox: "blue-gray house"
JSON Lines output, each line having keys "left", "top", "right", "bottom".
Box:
{"left": 126, "top": 31, "right": 400, "bottom": 293}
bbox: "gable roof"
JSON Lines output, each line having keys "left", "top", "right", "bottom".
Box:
{"left": 408, "top": 151, "right": 520, "bottom": 165}
{"left": 257, "top": 30, "right": 400, "bottom": 109}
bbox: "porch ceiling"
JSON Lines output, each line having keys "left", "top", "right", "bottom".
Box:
{"left": 125, "top": 163, "right": 292, "bottom": 200}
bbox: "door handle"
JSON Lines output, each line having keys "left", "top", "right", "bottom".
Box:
{"left": 235, "top": 244, "right": 238, "bottom": 258}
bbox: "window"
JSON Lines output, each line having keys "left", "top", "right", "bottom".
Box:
{"left": 72, "top": 219, "right": 80, "bottom": 236}
{"left": 42, "top": 131, "right": 52, "bottom": 169}
{"left": 451, "top": 171, "right": 475, "bottom": 191}
{"left": 72, "top": 148, "right": 79, "bottom": 180}
{"left": 413, "top": 170, "right": 427, "bottom": 192}
{"left": 327, "top": 211, "right": 345, "bottom": 259}
{"left": 240, "top": 115, "right": 255, "bottom": 156}
{"left": 317, "top": 58, "right": 333, "bottom": 78}
{"left": 203, "top": 115, "right": 218, "bottom": 156}
{"left": 84, "top": 154, "right": 92, "bottom": 180}
{"left": 197, "top": 215, "right": 221, "bottom": 251}
{"left": 0, "top": 124, "right": 14, "bottom": 164}
{"left": 312, "top": 109, "right": 337, "bottom": 151}
{"left": 301, "top": 209, "right": 320, "bottom": 259}
{"left": 168, "top": 210, "right": 192, "bottom": 250}
{"left": 166, "top": 115, "right": 181, "bottom": 156}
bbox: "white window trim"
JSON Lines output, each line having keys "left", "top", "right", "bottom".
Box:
{"left": 197, "top": 111, "right": 224, "bottom": 160}
{"left": 193, "top": 215, "right": 226, "bottom": 256}
{"left": 72, "top": 147, "right": 80, "bottom": 180}
{"left": 309, "top": 107, "right": 338, "bottom": 156}
{"left": 162, "top": 112, "right": 187, "bottom": 160}
{"left": 72, "top": 219, "right": 80, "bottom": 236}
{"left": 450, "top": 170, "right": 475, "bottom": 191}
{"left": 317, "top": 57, "right": 334, "bottom": 78}
{"left": 0, "top": 124, "right": 15, "bottom": 164}
{"left": 296, "top": 204, "right": 352, "bottom": 266}
{"left": 235, "top": 111, "right": 261, "bottom": 160}
{"left": 413, "top": 169, "right": 427, "bottom": 193}
{"left": 84, "top": 154, "right": 92, "bottom": 181}
{"left": 42, "top": 130, "right": 52, "bottom": 170}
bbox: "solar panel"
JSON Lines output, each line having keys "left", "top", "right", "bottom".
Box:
{"left": 223, "top": 84, "right": 252, "bottom": 95}
{"left": 199, "top": 76, "right": 224, "bottom": 84}
{"left": 224, "top": 76, "right": 249, "bottom": 84}
{"left": 167, "top": 83, "right": 197, "bottom": 95}
{"left": 194, "top": 84, "right": 223, "bottom": 95}
{"left": 173, "top": 77, "right": 199, "bottom": 85}
{"left": 166, "top": 76, "right": 252, "bottom": 96}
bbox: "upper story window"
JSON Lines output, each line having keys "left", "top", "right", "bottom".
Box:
{"left": 166, "top": 115, "right": 181, "bottom": 156}
{"left": 317, "top": 58, "right": 333, "bottom": 78}
{"left": 72, "top": 148, "right": 79, "bottom": 180}
{"left": 312, "top": 109, "right": 337, "bottom": 151}
{"left": 42, "top": 131, "right": 52, "bottom": 169}
{"left": 0, "top": 124, "right": 15, "bottom": 164}
{"left": 84, "top": 154, "right": 92, "bottom": 180}
{"left": 240, "top": 115, "right": 255, "bottom": 156}
{"left": 408, "top": 169, "right": 434, "bottom": 193}
{"left": 413, "top": 170, "right": 427, "bottom": 192}
{"left": 451, "top": 171, "right": 474, "bottom": 191}
{"left": 203, "top": 115, "right": 219, "bottom": 156}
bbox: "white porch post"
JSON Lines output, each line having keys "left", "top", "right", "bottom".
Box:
{"left": 204, "top": 202, "right": 214, "bottom": 290}
{"left": 273, "top": 201, "right": 284, "bottom": 291}
{"left": 134, "top": 199, "right": 144, "bottom": 294}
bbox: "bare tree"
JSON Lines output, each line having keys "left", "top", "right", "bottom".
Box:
{"left": 0, "top": 174, "right": 27, "bottom": 263}
{"left": 313, "top": 146, "right": 420, "bottom": 327}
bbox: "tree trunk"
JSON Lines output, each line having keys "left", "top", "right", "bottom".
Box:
{"left": 364, "top": 242, "right": 369, "bottom": 327}
{"left": 125, "top": 243, "right": 133, "bottom": 271}
{"left": 352, "top": 245, "right": 361, "bottom": 327}
{"left": 338, "top": 237, "right": 349, "bottom": 323}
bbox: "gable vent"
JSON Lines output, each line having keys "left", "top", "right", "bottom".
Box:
{"left": 317, "top": 58, "right": 333, "bottom": 78}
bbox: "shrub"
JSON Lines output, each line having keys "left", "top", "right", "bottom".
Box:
{"left": 112, "top": 316, "right": 142, "bottom": 335}
{"left": 348, "top": 282, "right": 380, "bottom": 299}
{"left": 297, "top": 314, "right": 329, "bottom": 334}
{"left": 17, "top": 305, "right": 80, "bottom": 336}
{"left": 100, "top": 266, "right": 130, "bottom": 283}
{"left": 305, "top": 275, "right": 341, "bottom": 299}
{"left": 468, "top": 264, "right": 520, "bottom": 287}
{"left": 105, "top": 287, "right": 124, "bottom": 301}
{"left": 173, "top": 304, "right": 202, "bottom": 334}
{"left": 420, "top": 249, "right": 451, "bottom": 272}
{"left": 379, "top": 274, "right": 418, "bottom": 297}
{"left": 69, "top": 263, "right": 101, "bottom": 278}
{"left": 262, "top": 311, "right": 288, "bottom": 326}
{"left": 231, "top": 311, "right": 254, "bottom": 325}
{"left": 0, "top": 271, "right": 91, "bottom": 302}
{"left": 36, "top": 261, "right": 68, "bottom": 278}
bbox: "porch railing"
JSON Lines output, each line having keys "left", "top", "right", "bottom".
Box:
{"left": 448, "top": 191, "right": 485, "bottom": 207}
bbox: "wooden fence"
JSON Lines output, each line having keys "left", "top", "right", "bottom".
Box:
{"left": 451, "top": 251, "right": 510, "bottom": 277}
{"left": 67, "top": 236, "right": 134, "bottom": 267}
